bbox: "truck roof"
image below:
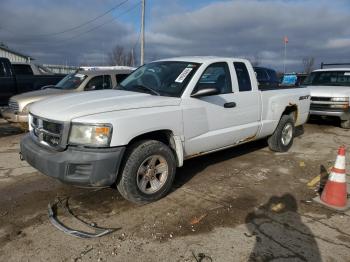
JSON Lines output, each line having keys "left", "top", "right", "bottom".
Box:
{"left": 156, "top": 56, "right": 250, "bottom": 64}
{"left": 75, "top": 68, "right": 134, "bottom": 76}
{"left": 313, "top": 68, "right": 350, "bottom": 72}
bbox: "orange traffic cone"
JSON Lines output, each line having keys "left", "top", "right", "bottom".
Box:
{"left": 315, "top": 146, "right": 348, "bottom": 211}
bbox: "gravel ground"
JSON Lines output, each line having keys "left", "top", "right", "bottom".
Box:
{"left": 0, "top": 117, "right": 349, "bottom": 262}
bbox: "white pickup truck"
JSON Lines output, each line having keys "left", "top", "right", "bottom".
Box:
{"left": 304, "top": 66, "right": 350, "bottom": 128}
{"left": 20, "top": 57, "right": 310, "bottom": 203}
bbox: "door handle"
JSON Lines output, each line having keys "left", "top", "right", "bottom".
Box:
{"left": 224, "top": 102, "right": 236, "bottom": 108}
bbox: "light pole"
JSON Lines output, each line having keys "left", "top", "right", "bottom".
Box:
{"left": 140, "top": 0, "right": 145, "bottom": 65}
{"left": 283, "top": 36, "right": 288, "bottom": 73}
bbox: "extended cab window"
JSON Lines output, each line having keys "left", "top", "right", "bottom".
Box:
{"left": 234, "top": 62, "right": 252, "bottom": 92}
{"left": 86, "top": 75, "right": 112, "bottom": 90}
{"left": 195, "top": 62, "right": 232, "bottom": 95}
{"left": 12, "top": 64, "right": 33, "bottom": 75}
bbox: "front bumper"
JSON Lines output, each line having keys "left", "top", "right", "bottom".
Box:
{"left": 309, "top": 109, "right": 350, "bottom": 120}
{"left": 20, "top": 134, "right": 125, "bottom": 187}
{"left": 2, "top": 108, "right": 28, "bottom": 123}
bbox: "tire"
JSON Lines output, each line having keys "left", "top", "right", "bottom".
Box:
{"left": 340, "top": 120, "right": 350, "bottom": 129}
{"left": 268, "top": 114, "right": 295, "bottom": 152}
{"left": 117, "top": 140, "right": 176, "bottom": 204}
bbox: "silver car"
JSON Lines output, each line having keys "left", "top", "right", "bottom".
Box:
{"left": 2, "top": 68, "right": 133, "bottom": 126}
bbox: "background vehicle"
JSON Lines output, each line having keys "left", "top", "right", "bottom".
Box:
{"left": 0, "top": 57, "right": 65, "bottom": 106}
{"left": 2, "top": 68, "right": 134, "bottom": 124}
{"left": 253, "top": 67, "right": 279, "bottom": 89}
{"left": 280, "top": 73, "right": 308, "bottom": 87}
{"left": 20, "top": 57, "right": 310, "bottom": 204}
{"left": 11, "top": 61, "right": 60, "bottom": 76}
{"left": 304, "top": 63, "right": 350, "bottom": 128}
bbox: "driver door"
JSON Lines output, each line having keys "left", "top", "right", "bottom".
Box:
{"left": 183, "top": 62, "right": 260, "bottom": 156}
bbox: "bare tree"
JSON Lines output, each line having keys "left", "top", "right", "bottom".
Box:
{"left": 302, "top": 56, "right": 315, "bottom": 74}
{"left": 109, "top": 45, "right": 135, "bottom": 66}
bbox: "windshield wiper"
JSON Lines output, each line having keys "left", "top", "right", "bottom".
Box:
{"left": 131, "top": 85, "right": 160, "bottom": 96}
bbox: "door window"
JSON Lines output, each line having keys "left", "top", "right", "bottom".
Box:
{"left": 194, "top": 62, "right": 232, "bottom": 95}
{"left": 234, "top": 62, "right": 252, "bottom": 92}
{"left": 85, "top": 75, "right": 112, "bottom": 90}
{"left": 0, "top": 62, "right": 6, "bottom": 77}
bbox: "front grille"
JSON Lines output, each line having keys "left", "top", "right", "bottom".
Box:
{"left": 310, "top": 104, "right": 348, "bottom": 112}
{"left": 310, "top": 104, "right": 337, "bottom": 111}
{"left": 311, "top": 96, "right": 332, "bottom": 102}
{"left": 8, "top": 100, "right": 19, "bottom": 112}
{"left": 31, "top": 115, "right": 65, "bottom": 149}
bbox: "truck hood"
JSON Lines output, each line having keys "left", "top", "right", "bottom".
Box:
{"left": 30, "top": 90, "right": 181, "bottom": 122}
{"left": 307, "top": 85, "right": 350, "bottom": 98}
{"left": 12, "top": 88, "right": 71, "bottom": 111}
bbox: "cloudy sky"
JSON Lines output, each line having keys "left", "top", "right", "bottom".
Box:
{"left": 0, "top": 0, "right": 349, "bottom": 72}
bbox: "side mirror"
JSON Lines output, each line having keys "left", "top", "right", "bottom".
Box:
{"left": 41, "top": 85, "right": 55, "bottom": 90}
{"left": 191, "top": 87, "right": 220, "bottom": 98}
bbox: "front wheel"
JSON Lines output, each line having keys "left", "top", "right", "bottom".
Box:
{"left": 117, "top": 140, "right": 176, "bottom": 204}
{"left": 268, "top": 114, "right": 295, "bottom": 152}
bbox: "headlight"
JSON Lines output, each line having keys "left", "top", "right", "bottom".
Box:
{"left": 331, "top": 97, "right": 349, "bottom": 102}
{"left": 69, "top": 124, "right": 112, "bottom": 147}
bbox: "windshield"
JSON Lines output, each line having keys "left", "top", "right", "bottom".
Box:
{"left": 304, "top": 71, "right": 350, "bottom": 86}
{"left": 54, "top": 73, "right": 87, "bottom": 90}
{"left": 118, "top": 61, "right": 200, "bottom": 97}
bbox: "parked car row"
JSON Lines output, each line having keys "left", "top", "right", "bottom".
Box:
{"left": 0, "top": 57, "right": 66, "bottom": 106}
{"left": 0, "top": 55, "right": 348, "bottom": 204}
{"left": 2, "top": 68, "right": 134, "bottom": 126}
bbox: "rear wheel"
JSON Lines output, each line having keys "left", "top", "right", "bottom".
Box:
{"left": 340, "top": 120, "right": 350, "bottom": 129}
{"left": 117, "top": 140, "right": 176, "bottom": 204}
{"left": 268, "top": 114, "right": 295, "bottom": 152}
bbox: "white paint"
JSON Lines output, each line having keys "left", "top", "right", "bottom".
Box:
{"left": 328, "top": 171, "right": 346, "bottom": 183}
{"left": 28, "top": 57, "right": 310, "bottom": 160}
{"left": 334, "top": 155, "right": 346, "bottom": 170}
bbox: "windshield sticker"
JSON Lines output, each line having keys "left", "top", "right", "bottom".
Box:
{"left": 75, "top": 74, "right": 86, "bottom": 78}
{"left": 175, "top": 68, "right": 193, "bottom": 83}
{"left": 344, "top": 72, "right": 350, "bottom": 76}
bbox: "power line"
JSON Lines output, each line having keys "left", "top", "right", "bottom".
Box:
{"left": 56, "top": 1, "right": 141, "bottom": 43}
{"left": 0, "top": 0, "right": 129, "bottom": 37}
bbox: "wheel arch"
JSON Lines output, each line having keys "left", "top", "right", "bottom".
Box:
{"left": 281, "top": 104, "right": 298, "bottom": 123}
{"left": 126, "top": 129, "right": 184, "bottom": 167}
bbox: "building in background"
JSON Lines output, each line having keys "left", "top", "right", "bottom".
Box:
{"left": 0, "top": 42, "right": 33, "bottom": 63}
{"left": 43, "top": 64, "right": 78, "bottom": 74}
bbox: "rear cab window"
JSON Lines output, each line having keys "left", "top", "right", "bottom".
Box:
{"left": 234, "top": 62, "right": 252, "bottom": 92}
{"left": 12, "top": 64, "right": 33, "bottom": 75}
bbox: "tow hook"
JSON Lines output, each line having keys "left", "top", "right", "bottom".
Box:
{"left": 19, "top": 152, "right": 24, "bottom": 161}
